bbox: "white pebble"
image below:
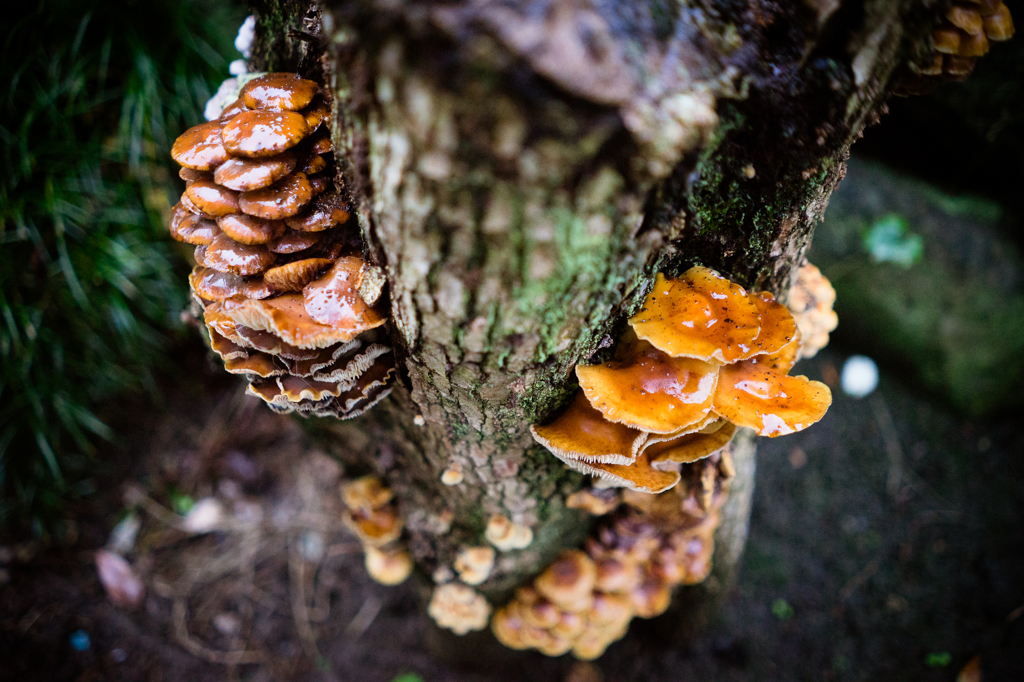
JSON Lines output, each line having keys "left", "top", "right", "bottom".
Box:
{"left": 841, "top": 355, "right": 879, "bottom": 398}
{"left": 182, "top": 497, "right": 224, "bottom": 533}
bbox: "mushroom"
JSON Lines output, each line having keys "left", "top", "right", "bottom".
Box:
{"left": 169, "top": 204, "right": 221, "bottom": 245}
{"left": 341, "top": 475, "right": 394, "bottom": 514}
{"left": 240, "top": 72, "right": 319, "bottom": 111}
{"left": 221, "top": 110, "right": 311, "bottom": 158}
{"left": 239, "top": 172, "right": 314, "bottom": 220}
{"left": 644, "top": 420, "right": 737, "bottom": 468}
{"left": 556, "top": 450, "right": 681, "bottom": 495}
{"left": 713, "top": 358, "right": 832, "bottom": 437}
{"left": 364, "top": 546, "right": 413, "bottom": 585}
{"left": 184, "top": 180, "right": 240, "bottom": 217}
{"left": 267, "top": 229, "right": 324, "bottom": 254}
{"left": 428, "top": 583, "right": 492, "bottom": 635}
{"left": 534, "top": 550, "right": 597, "bottom": 613}
{"left": 530, "top": 393, "right": 648, "bottom": 466}
{"left": 454, "top": 546, "right": 496, "bottom": 585}
{"left": 787, "top": 262, "right": 838, "bottom": 360}
{"left": 171, "top": 121, "right": 229, "bottom": 170}
{"left": 217, "top": 213, "right": 286, "bottom": 246}
{"left": 484, "top": 514, "right": 534, "bottom": 551}
{"left": 262, "top": 258, "right": 333, "bottom": 292}
{"left": 983, "top": 3, "right": 1014, "bottom": 40}
{"left": 576, "top": 337, "right": 719, "bottom": 434}
{"left": 213, "top": 152, "right": 297, "bottom": 192}
{"left": 565, "top": 488, "right": 621, "bottom": 516}
{"left": 285, "top": 194, "right": 351, "bottom": 232}
{"left": 629, "top": 268, "right": 761, "bottom": 363}
{"left": 201, "top": 233, "right": 276, "bottom": 276}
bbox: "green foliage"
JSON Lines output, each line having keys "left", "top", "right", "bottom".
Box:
{"left": 925, "top": 651, "right": 952, "bottom": 667}
{"left": 0, "top": 0, "right": 244, "bottom": 528}
{"left": 862, "top": 214, "right": 923, "bottom": 268}
{"left": 390, "top": 674, "right": 425, "bottom": 682}
{"left": 770, "top": 597, "right": 794, "bottom": 620}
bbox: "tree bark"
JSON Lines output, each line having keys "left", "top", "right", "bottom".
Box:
{"left": 248, "top": 0, "right": 936, "bottom": 648}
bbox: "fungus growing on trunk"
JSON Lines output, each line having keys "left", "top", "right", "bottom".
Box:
{"left": 340, "top": 476, "right": 412, "bottom": 585}
{"left": 169, "top": 72, "right": 395, "bottom": 421}
{"left": 428, "top": 583, "right": 492, "bottom": 635}
{"left": 531, "top": 265, "right": 831, "bottom": 493}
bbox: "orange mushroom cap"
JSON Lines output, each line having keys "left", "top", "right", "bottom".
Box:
{"left": 302, "top": 257, "right": 388, "bottom": 329}
{"left": 239, "top": 172, "right": 314, "bottom": 220}
{"left": 169, "top": 204, "right": 220, "bottom": 245}
{"left": 216, "top": 213, "right": 286, "bottom": 246}
{"left": 220, "top": 289, "right": 384, "bottom": 349}
{"left": 933, "top": 24, "right": 963, "bottom": 54}
{"left": 200, "top": 233, "right": 276, "bottom": 277}
{"left": 189, "top": 267, "right": 272, "bottom": 302}
{"left": 946, "top": 4, "right": 984, "bottom": 35}
{"left": 576, "top": 337, "right": 719, "bottom": 434}
{"left": 171, "top": 121, "right": 229, "bottom": 171}
{"left": 285, "top": 194, "right": 351, "bottom": 232}
{"left": 645, "top": 420, "right": 737, "bottom": 469}
{"left": 263, "top": 258, "right": 333, "bottom": 292}
{"left": 740, "top": 290, "right": 798, "bottom": 361}
{"left": 558, "top": 450, "right": 681, "bottom": 494}
{"left": 530, "top": 392, "right": 648, "bottom": 465}
{"left": 983, "top": 3, "right": 1014, "bottom": 40}
{"left": 629, "top": 268, "right": 761, "bottom": 363}
{"left": 184, "top": 180, "right": 239, "bottom": 217}
{"left": 221, "top": 110, "right": 310, "bottom": 158}
{"left": 213, "top": 152, "right": 297, "bottom": 192}
{"left": 241, "top": 73, "right": 319, "bottom": 111}
{"left": 713, "top": 358, "right": 831, "bottom": 437}
{"left": 267, "top": 229, "right": 323, "bottom": 254}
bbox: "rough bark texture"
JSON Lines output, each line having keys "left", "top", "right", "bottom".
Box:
{"left": 247, "top": 0, "right": 939, "bottom": 647}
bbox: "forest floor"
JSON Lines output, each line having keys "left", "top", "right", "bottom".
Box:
{"left": 1, "top": 332, "right": 1022, "bottom": 682}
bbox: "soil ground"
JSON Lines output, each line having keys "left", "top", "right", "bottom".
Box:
{"left": 1, "top": 334, "right": 1021, "bottom": 682}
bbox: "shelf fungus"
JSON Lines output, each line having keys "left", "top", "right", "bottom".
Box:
{"left": 340, "top": 476, "right": 413, "bottom": 586}
{"left": 898, "top": 0, "right": 1014, "bottom": 94}
{"left": 531, "top": 266, "right": 831, "bottom": 492}
{"left": 169, "top": 72, "right": 394, "bottom": 419}
{"left": 491, "top": 451, "right": 735, "bottom": 659}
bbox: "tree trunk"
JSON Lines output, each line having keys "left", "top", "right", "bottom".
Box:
{"left": 247, "top": 0, "right": 934, "bottom": 650}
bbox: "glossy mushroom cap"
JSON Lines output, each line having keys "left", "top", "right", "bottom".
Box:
{"left": 241, "top": 73, "right": 319, "bottom": 110}
{"left": 630, "top": 268, "right": 761, "bottom": 363}
{"left": 534, "top": 550, "right": 597, "bottom": 613}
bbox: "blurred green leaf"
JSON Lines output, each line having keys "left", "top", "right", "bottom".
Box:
{"left": 926, "top": 651, "right": 953, "bottom": 667}
{"left": 771, "top": 598, "right": 795, "bottom": 620}
{"left": 391, "top": 674, "right": 425, "bottom": 682}
{"left": 862, "top": 214, "right": 923, "bottom": 268}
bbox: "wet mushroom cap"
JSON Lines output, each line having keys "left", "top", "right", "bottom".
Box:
{"left": 561, "top": 451, "right": 681, "bottom": 494}
{"left": 630, "top": 268, "right": 762, "bottom": 363}
{"left": 576, "top": 339, "right": 719, "bottom": 434}
{"left": 645, "top": 421, "right": 737, "bottom": 468}
{"left": 171, "top": 121, "right": 229, "bottom": 170}
{"left": 530, "top": 392, "right": 647, "bottom": 465}
{"left": 213, "top": 152, "right": 297, "bottom": 191}
{"left": 740, "top": 291, "right": 798, "bottom": 360}
{"left": 267, "top": 230, "right": 323, "bottom": 254}
{"left": 221, "top": 110, "right": 310, "bottom": 158}
{"left": 201, "top": 233, "right": 276, "bottom": 276}
{"left": 947, "top": 3, "right": 984, "bottom": 34}
{"left": 185, "top": 180, "right": 240, "bottom": 217}
{"left": 189, "top": 267, "right": 272, "bottom": 301}
{"left": 302, "top": 95, "right": 331, "bottom": 130}
{"left": 285, "top": 194, "right": 350, "bottom": 232}
{"left": 983, "top": 3, "right": 1014, "bottom": 40}
{"left": 170, "top": 204, "right": 221, "bottom": 245}
{"left": 714, "top": 359, "right": 832, "bottom": 437}
{"left": 241, "top": 73, "right": 319, "bottom": 111}
{"left": 218, "top": 96, "right": 248, "bottom": 121}
{"left": 239, "top": 172, "right": 314, "bottom": 220}
{"left": 534, "top": 550, "right": 597, "bottom": 612}
{"left": 263, "top": 258, "right": 333, "bottom": 292}
{"left": 217, "top": 213, "right": 286, "bottom": 245}
{"left": 302, "top": 257, "right": 387, "bottom": 329}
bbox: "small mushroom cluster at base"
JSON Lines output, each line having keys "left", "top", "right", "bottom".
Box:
{"left": 340, "top": 476, "right": 412, "bottom": 585}
{"left": 491, "top": 452, "right": 734, "bottom": 660}
{"left": 169, "top": 72, "right": 394, "bottom": 418}
{"left": 899, "top": 0, "right": 1014, "bottom": 94}
{"left": 531, "top": 266, "right": 831, "bottom": 494}
{"left": 788, "top": 262, "right": 838, "bottom": 360}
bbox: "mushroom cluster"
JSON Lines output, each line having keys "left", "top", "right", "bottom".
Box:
{"left": 341, "top": 476, "right": 412, "bottom": 585}
{"left": 787, "top": 262, "right": 838, "bottom": 360}
{"left": 169, "top": 72, "right": 394, "bottom": 418}
{"left": 901, "top": 0, "right": 1014, "bottom": 93}
{"left": 531, "top": 266, "right": 831, "bottom": 493}
{"left": 491, "top": 452, "right": 733, "bottom": 660}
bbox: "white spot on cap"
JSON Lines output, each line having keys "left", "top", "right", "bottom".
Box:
{"left": 841, "top": 355, "right": 878, "bottom": 398}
